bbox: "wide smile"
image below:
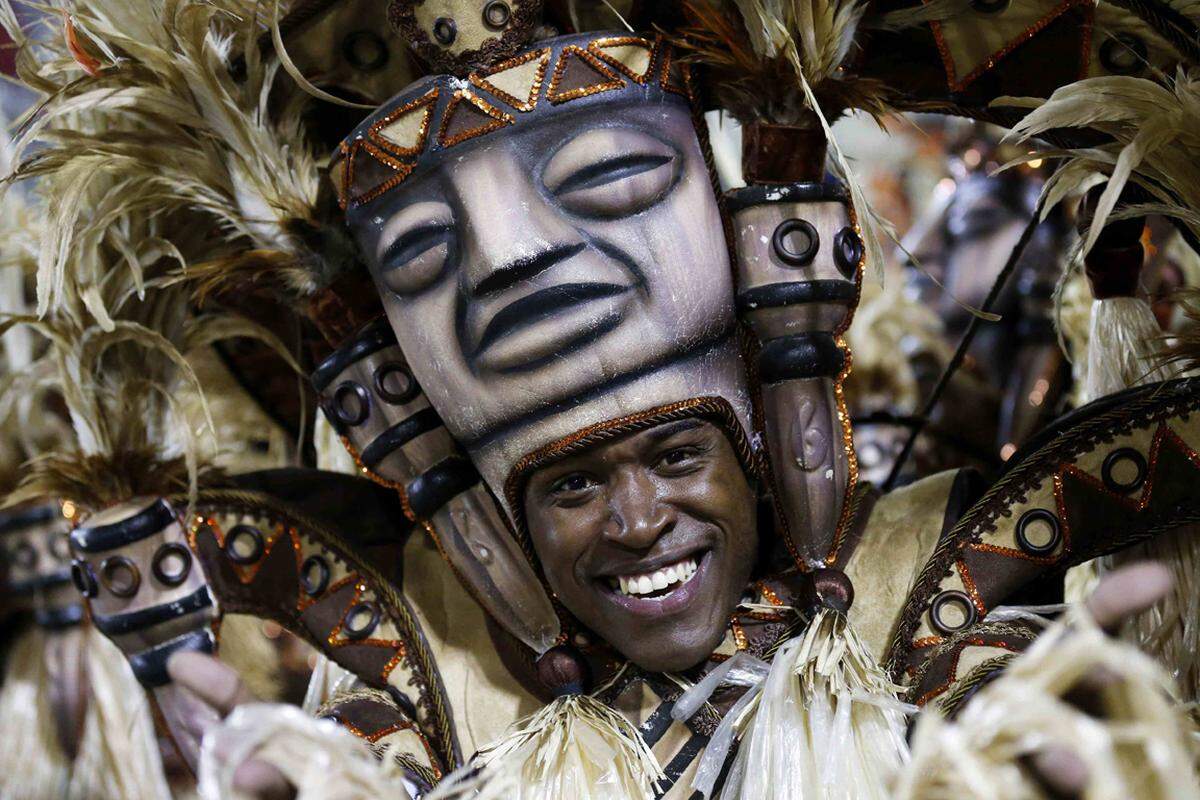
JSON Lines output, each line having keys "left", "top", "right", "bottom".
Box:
{"left": 473, "top": 282, "right": 633, "bottom": 373}
{"left": 595, "top": 549, "right": 713, "bottom": 618}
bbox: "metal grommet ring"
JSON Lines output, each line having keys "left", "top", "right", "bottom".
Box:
{"left": 1101, "top": 447, "right": 1148, "bottom": 494}
{"left": 1015, "top": 508, "right": 1063, "bottom": 556}
{"left": 342, "top": 30, "right": 389, "bottom": 72}
{"left": 833, "top": 226, "right": 864, "bottom": 279}
{"left": 225, "top": 525, "right": 265, "bottom": 566}
{"left": 432, "top": 17, "right": 457, "bottom": 46}
{"left": 771, "top": 219, "right": 820, "bottom": 267}
{"left": 152, "top": 542, "right": 193, "bottom": 587}
{"left": 342, "top": 602, "right": 380, "bottom": 640}
{"left": 71, "top": 559, "right": 98, "bottom": 599}
{"left": 11, "top": 540, "right": 36, "bottom": 570}
{"left": 482, "top": 1, "right": 511, "bottom": 28}
{"left": 47, "top": 532, "right": 72, "bottom": 563}
{"left": 300, "top": 555, "right": 331, "bottom": 598}
{"left": 99, "top": 555, "right": 141, "bottom": 598}
{"left": 1100, "top": 35, "right": 1148, "bottom": 75}
{"left": 332, "top": 381, "right": 371, "bottom": 427}
{"left": 373, "top": 362, "right": 419, "bottom": 406}
{"left": 929, "top": 590, "right": 978, "bottom": 635}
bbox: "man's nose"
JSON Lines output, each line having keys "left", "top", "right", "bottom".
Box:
{"left": 449, "top": 151, "right": 587, "bottom": 297}
{"left": 605, "top": 469, "right": 674, "bottom": 550}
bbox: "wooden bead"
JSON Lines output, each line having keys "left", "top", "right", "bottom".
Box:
{"left": 812, "top": 568, "right": 855, "bottom": 613}
{"left": 535, "top": 644, "right": 590, "bottom": 697}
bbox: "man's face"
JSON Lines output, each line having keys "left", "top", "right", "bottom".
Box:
{"left": 354, "top": 100, "right": 734, "bottom": 449}
{"left": 523, "top": 419, "right": 757, "bottom": 673}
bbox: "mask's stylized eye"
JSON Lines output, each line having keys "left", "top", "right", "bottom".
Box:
{"left": 543, "top": 128, "right": 679, "bottom": 218}
{"left": 376, "top": 201, "right": 456, "bottom": 295}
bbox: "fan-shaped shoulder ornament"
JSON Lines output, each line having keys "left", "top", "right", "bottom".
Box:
{"left": 388, "top": 0, "right": 545, "bottom": 76}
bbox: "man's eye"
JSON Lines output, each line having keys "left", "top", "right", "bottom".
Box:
{"left": 553, "top": 474, "right": 595, "bottom": 494}
{"left": 657, "top": 447, "right": 700, "bottom": 469}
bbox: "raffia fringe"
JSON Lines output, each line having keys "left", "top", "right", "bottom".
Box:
{"left": 894, "top": 606, "right": 1200, "bottom": 800}
{"left": 68, "top": 626, "right": 172, "bottom": 799}
{"left": 716, "top": 609, "right": 911, "bottom": 800}
{"left": 428, "top": 693, "right": 665, "bottom": 800}
{"left": 1085, "top": 297, "right": 1171, "bottom": 401}
{"left": 0, "top": 626, "right": 72, "bottom": 799}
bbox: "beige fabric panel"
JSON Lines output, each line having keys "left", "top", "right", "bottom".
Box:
{"left": 402, "top": 531, "right": 541, "bottom": 755}
{"left": 846, "top": 471, "right": 958, "bottom": 663}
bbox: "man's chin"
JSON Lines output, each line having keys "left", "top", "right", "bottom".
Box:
{"left": 618, "top": 631, "right": 724, "bottom": 673}
{"left": 598, "top": 609, "right": 730, "bottom": 673}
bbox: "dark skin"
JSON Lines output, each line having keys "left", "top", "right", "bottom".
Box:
{"left": 522, "top": 418, "right": 759, "bottom": 673}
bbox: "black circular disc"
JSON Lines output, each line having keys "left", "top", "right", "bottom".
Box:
{"left": 772, "top": 219, "right": 820, "bottom": 267}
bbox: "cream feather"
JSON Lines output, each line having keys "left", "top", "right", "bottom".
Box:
{"left": 0, "top": 1, "right": 314, "bottom": 512}
{"left": 997, "top": 69, "right": 1200, "bottom": 255}
{"left": 0, "top": 175, "right": 298, "bottom": 513}
{"left": 1, "top": 0, "right": 353, "bottom": 318}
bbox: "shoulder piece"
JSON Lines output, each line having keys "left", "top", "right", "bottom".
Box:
{"left": 318, "top": 687, "right": 443, "bottom": 792}
{"left": 886, "top": 378, "right": 1200, "bottom": 687}
{"left": 188, "top": 484, "right": 459, "bottom": 769}
{"left": 69, "top": 470, "right": 460, "bottom": 772}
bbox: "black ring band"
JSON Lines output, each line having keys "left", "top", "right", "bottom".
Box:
{"left": 405, "top": 457, "right": 481, "bottom": 520}
{"left": 71, "top": 499, "right": 176, "bottom": 554}
{"left": 129, "top": 629, "right": 216, "bottom": 688}
{"left": 361, "top": 407, "right": 444, "bottom": 470}
{"left": 737, "top": 280, "right": 858, "bottom": 314}
{"left": 311, "top": 319, "right": 398, "bottom": 392}
{"left": 757, "top": 333, "right": 846, "bottom": 383}
{"left": 92, "top": 586, "right": 213, "bottom": 637}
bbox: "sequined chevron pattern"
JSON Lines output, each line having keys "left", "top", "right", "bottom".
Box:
{"left": 331, "top": 32, "right": 690, "bottom": 209}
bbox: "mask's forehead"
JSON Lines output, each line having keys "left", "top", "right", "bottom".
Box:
{"left": 332, "top": 32, "right": 692, "bottom": 212}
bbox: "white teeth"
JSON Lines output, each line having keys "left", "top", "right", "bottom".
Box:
{"left": 613, "top": 557, "right": 701, "bottom": 597}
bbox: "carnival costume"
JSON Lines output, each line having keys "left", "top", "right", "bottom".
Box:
{"left": 3, "top": 1, "right": 1200, "bottom": 799}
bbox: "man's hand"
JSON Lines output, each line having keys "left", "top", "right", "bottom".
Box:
{"left": 1025, "top": 562, "right": 1173, "bottom": 796}
{"left": 167, "top": 651, "right": 297, "bottom": 800}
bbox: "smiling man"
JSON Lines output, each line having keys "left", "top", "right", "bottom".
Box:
{"left": 522, "top": 417, "right": 758, "bottom": 673}
{"left": 145, "top": 7, "right": 1200, "bottom": 800}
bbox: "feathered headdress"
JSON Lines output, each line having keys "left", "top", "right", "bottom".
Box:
{"left": 997, "top": 68, "right": 1200, "bottom": 255}
{"left": 0, "top": 197, "right": 293, "bottom": 514}
{"left": 2, "top": 0, "right": 366, "bottom": 347}
{"left": 0, "top": 0, "right": 302, "bottom": 512}
{"left": 675, "top": 0, "right": 892, "bottom": 124}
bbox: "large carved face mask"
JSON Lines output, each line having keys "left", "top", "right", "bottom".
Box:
{"left": 337, "top": 33, "right": 755, "bottom": 671}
